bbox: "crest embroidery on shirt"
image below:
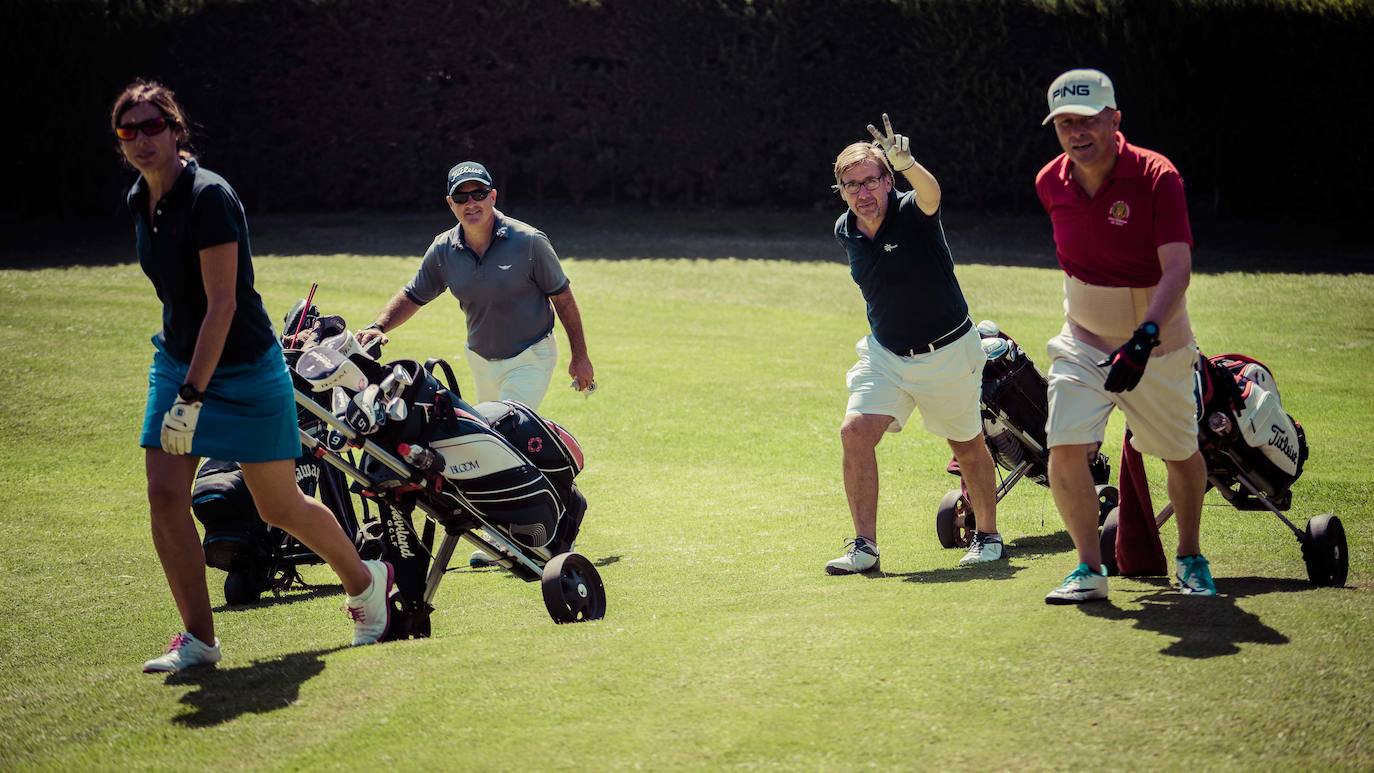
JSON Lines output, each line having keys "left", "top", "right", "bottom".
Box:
{"left": 1107, "top": 200, "right": 1130, "bottom": 226}
{"left": 883, "top": 243, "right": 898, "bottom": 252}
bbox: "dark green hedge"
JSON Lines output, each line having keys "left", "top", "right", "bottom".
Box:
{"left": 6, "top": 0, "right": 1372, "bottom": 221}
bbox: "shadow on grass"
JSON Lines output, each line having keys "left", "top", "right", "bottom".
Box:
{"left": 877, "top": 532, "right": 1074, "bottom": 584}
{"left": 163, "top": 646, "right": 348, "bottom": 727}
{"left": 470, "top": 554, "right": 622, "bottom": 580}
{"left": 1077, "top": 576, "right": 1314, "bottom": 658}
{"left": 211, "top": 583, "right": 342, "bottom": 613}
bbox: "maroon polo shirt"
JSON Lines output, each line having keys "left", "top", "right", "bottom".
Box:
{"left": 1035, "top": 132, "right": 1193, "bottom": 287}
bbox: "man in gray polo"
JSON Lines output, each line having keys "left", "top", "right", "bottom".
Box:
{"left": 357, "top": 161, "right": 595, "bottom": 410}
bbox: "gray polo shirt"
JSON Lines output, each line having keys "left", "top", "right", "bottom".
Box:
{"left": 404, "top": 212, "right": 570, "bottom": 360}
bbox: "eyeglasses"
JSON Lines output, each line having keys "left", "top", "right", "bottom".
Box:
{"left": 449, "top": 188, "right": 492, "bottom": 204}
{"left": 115, "top": 116, "right": 172, "bottom": 142}
{"left": 839, "top": 175, "right": 884, "bottom": 194}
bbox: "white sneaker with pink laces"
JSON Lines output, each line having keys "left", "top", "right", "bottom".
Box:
{"left": 142, "top": 631, "right": 221, "bottom": 673}
{"left": 345, "top": 560, "right": 394, "bottom": 645}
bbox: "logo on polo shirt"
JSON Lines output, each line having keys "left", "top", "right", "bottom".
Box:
{"left": 1107, "top": 200, "right": 1130, "bottom": 226}
{"left": 884, "top": 243, "right": 898, "bottom": 252}
{"left": 498, "top": 264, "right": 512, "bottom": 270}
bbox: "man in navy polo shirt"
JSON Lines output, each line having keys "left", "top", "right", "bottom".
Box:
{"left": 825, "top": 114, "right": 1002, "bottom": 575}
{"left": 357, "top": 161, "right": 594, "bottom": 410}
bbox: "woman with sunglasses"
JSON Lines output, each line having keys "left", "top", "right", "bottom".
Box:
{"left": 355, "top": 160, "right": 595, "bottom": 411}
{"left": 112, "top": 80, "right": 394, "bottom": 673}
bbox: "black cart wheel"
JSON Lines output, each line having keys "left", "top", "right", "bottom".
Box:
{"left": 935, "top": 490, "right": 975, "bottom": 549}
{"left": 224, "top": 571, "right": 261, "bottom": 605}
{"left": 1095, "top": 485, "right": 1119, "bottom": 527}
{"left": 1098, "top": 508, "right": 1120, "bottom": 577}
{"left": 541, "top": 553, "right": 606, "bottom": 624}
{"left": 1303, "top": 514, "right": 1348, "bottom": 587}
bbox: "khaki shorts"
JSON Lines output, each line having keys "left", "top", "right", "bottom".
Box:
{"left": 1045, "top": 330, "right": 1202, "bottom": 461}
{"left": 464, "top": 333, "right": 558, "bottom": 411}
{"left": 845, "top": 328, "right": 983, "bottom": 441}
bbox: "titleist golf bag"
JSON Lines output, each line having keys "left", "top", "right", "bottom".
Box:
{"left": 1197, "top": 353, "right": 1307, "bottom": 507}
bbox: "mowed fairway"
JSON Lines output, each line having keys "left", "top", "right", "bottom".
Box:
{"left": 1, "top": 252, "right": 1371, "bottom": 770}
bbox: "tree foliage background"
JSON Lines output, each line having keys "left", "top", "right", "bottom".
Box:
{"left": 5, "top": 0, "right": 1371, "bottom": 222}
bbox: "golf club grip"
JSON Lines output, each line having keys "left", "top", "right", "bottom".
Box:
{"left": 424, "top": 358, "right": 462, "bottom": 398}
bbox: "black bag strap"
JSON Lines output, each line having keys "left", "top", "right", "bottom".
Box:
{"left": 424, "top": 358, "right": 462, "bottom": 399}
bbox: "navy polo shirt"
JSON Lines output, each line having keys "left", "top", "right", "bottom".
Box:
{"left": 404, "top": 212, "right": 570, "bottom": 360}
{"left": 128, "top": 160, "right": 276, "bottom": 365}
{"left": 835, "top": 190, "right": 970, "bottom": 353}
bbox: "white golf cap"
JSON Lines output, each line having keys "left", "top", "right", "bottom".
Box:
{"left": 1042, "top": 69, "right": 1117, "bottom": 125}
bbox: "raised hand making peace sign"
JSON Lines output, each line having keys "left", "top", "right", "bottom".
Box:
{"left": 867, "top": 113, "right": 915, "bottom": 174}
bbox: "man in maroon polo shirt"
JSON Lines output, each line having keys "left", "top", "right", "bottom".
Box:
{"left": 1034, "top": 69, "right": 1216, "bottom": 604}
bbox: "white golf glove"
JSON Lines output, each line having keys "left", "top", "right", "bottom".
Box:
{"left": 867, "top": 113, "right": 915, "bottom": 173}
{"left": 160, "top": 397, "right": 202, "bottom": 455}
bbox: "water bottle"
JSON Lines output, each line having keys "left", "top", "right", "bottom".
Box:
{"left": 397, "top": 443, "right": 445, "bottom": 476}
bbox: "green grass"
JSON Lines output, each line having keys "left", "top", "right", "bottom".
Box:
{"left": 1, "top": 254, "right": 1371, "bottom": 770}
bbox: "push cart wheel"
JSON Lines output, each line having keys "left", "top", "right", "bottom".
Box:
{"left": 1095, "top": 485, "right": 1119, "bottom": 527}
{"left": 541, "top": 553, "right": 606, "bottom": 624}
{"left": 935, "top": 490, "right": 975, "bottom": 549}
{"left": 224, "top": 571, "right": 261, "bottom": 606}
{"left": 1097, "top": 508, "right": 1119, "bottom": 577}
{"left": 1302, "top": 514, "right": 1348, "bottom": 587}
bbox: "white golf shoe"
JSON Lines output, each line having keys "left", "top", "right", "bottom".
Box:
{"left": 142, "top": 631, "right": 221, "bottom": 673}
{"left": 345, "top": 560, "right": 394, "bottom": 645}
{"left": 1044, "top": 563, "right": 1109, "bottom": 605}
{"left": 959, "top": 532, "right": 1006, "bottom": 565}
{"left": 825, "top": 537, "right": 880, "bottom": 575}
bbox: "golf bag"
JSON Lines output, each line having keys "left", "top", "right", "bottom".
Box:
{"left": 936, "top": 321, "right": 1114, "bottom": 549}
{"left": 293, "top": 345, "right": 592, "bottom": 638}
{"left": 191, "top": 453, "right": 381, "bottom": 605}
{"left": 1197, "top": 352, "right": 1307, "bottom": 507}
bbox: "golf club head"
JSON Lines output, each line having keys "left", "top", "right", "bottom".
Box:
{"left": 384, "top": 396, "right": 409, "bottom": 422}
{"left": 343, "top": 384, "right": 385, "bottom": 435}
{"left": 282, "top": 299, "right": 319, "bottom": 343}
{"left": 322, "top": 330, "right": 372, "bottom": 361}
{"left": 325, "top": 429, "right": 349, "bottom": 451}
{"left": 296, "top": 347, "right": 369, "bottom": 393}
{"left": 981, "top": 337, "right": 1010, "bottom": 361}
{"left": 380, "top": 364, "right": 414, "bottom": 401}
{"left": 976, "top": 319, "right": 1001, "bottom": 338}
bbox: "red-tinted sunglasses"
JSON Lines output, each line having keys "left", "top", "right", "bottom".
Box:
{"left": 115, "top": 116, "right": 172, "bottom": 141}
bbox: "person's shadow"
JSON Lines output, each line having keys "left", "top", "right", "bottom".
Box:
{"left": 1078, "top": 576, "right": 1314, "bottom": 658}
{"left": 880, "top": 532, "right": 1075, "bottom": 585}
{"left": 163, "top": 646, "right": 347, "bottom": 727}
{"left": 211, "top": 583, "right": 341, "bottom": 613}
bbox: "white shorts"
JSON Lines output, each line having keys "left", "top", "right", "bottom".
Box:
{"left": 844, "top": 328, "right": 984, "bottom": 441}
{"left": 1045, "top": 330, "right": 1201, "bottom": 461}
{"left": 464, "top": 333, "right": 558, "bottom": 411}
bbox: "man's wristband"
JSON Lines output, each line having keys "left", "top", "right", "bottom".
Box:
{"left": 364, "top": 322, "right": 385, "bottom": 333}
{"left": 893, "top": 162, "right": 915, "bottom": 173}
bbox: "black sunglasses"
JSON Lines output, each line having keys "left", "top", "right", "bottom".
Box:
{"left": 115, "top": 116, "right": 172, "bottom": 141}
{"left": 449, "top": 188, "right": 492, "bottom": 204}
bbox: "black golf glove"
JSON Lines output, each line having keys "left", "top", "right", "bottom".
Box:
{"left": 1098, "top": 321, "right": 1160, "bottom": 393}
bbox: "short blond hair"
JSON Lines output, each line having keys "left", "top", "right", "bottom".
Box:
{"left": 833, "top": 142, "right": 891, "bottom": 184}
